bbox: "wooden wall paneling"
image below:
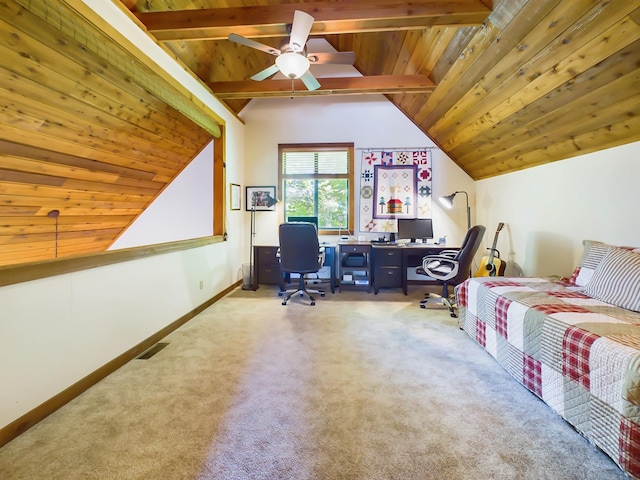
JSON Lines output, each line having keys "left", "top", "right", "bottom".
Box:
{"left": 465, "top": 87, "right": 640, "bottom": 178}
{"left": 0, "top": 12, "right": 207, "bottom": 149}
{"left": 442, "top": 7, "right": 640, "bottom": 162}
{"left": 417, "top": 0, "right": 539, "bottom": 130}
{"left": 432, "top": 0, "right": 631, "bottom": 148}
{"left": 451, "top": 40, "right": 640, "bottom": 167}
{"left": 14, "top": 0, "right": 222, "bottom": 137}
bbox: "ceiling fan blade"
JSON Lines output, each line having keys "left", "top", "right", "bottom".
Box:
{"left": 289, "top": 10, "right": 314, "bottom": 52}
{"left": 250, "top": 64, "right": 280, "bottom": 81}
{"left": 300, "top": 71, "right": 320, "bottom": 91}
{"left": 308, "top": 51, "right": 356, "bottom": 65}
{"left": 228, "top": 33, "right": 280, "bottom": 56}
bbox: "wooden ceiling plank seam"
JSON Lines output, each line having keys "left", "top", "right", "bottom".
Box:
{"left": 0, "top": 14, "right": 210, "bottom": 147}
{"left": 1, "top": 220, "right": 134, "bottom": 236}
{"left": 0, "top": 155, "right": 169, "bottom": 191}
{"left": 438, "top": 12, "right": 640, "bottom": 151}
{"left": 0, "top": 140, "right": 158, "bottom": 182}
{"left": 1, "top": 227, "right": 124, "bottom": 243}
{"left": 0, "top": 192, "right": 153, "bottom": 211}
{"left": 0, "top": 215, "right": 136, "bottom": 225}
{"left": 0, "top": 234, "right": 120, "bottom": 247}
{"left": 135, "top": 1, "right": 491, "bottom": 41}
{"left": 450, "top": 41, "right": 640, "bottom": 163}
{"left": 0, "top": 171, "right": 160, "bottom": 200}
{"left": 0, "top": 183, "right": 155, "bottom": 205}
{"left": 429, "top": 0, "right": 629, "bottom": 144}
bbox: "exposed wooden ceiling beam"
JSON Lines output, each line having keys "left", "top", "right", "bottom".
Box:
{"left": 208, "top": 75, "right": 436, "bottom": 99}
{"left": 136, "top": 1, "right": 491, "bottom": 41}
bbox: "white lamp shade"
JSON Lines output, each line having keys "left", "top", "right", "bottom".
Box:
{"left": 276, "top": 52, "right": 310, "bottom": 79}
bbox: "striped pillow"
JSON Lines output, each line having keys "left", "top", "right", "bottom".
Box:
{"left": 573, "top": 241, "right": 610, "bottom": 286}
{"left": 584, "top": 247, "right": 640, "bottom": 312}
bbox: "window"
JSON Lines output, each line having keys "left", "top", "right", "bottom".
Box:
{"left": 279, "top": 143, "right": 354, "bottom": 235}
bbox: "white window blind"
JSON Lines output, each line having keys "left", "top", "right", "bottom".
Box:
{"left": 283, "top": 151, "right": 350, "bottom": 175}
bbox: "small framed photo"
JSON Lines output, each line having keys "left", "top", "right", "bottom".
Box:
{"left": 230, "top": 183, "right": 241, "bottom": 210}
{"left": 246, "top": 186, "right": 277, "bottom": 211}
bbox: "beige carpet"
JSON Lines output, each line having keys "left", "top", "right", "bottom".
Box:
{"left": 0, "top": 285, "right": 627, "bottom": 479}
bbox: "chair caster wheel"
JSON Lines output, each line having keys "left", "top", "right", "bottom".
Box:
{"left": 282, "top": 301, "right": 287, "bottom": 305}
{"left": 320, "top": 293, "right": 325, "bottom": 297}
{"left": 311, "top": 301, "right": 315, "bottom": 306}
{"left": 420, "top": 304, "right": 426, "bottom": 309}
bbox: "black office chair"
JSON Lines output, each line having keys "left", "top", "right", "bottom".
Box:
{"left": 416, "top": 225, "right": 486, "bottom": 317}
{"left": 278, "top": 222, "right": 326, "bottom": 306}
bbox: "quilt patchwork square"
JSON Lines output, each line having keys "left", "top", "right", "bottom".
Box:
{"left": 563, "top": 326, "right": 600, "bottom": 390}
{"left": 495, "top": 295, "right": 511, "bottom": 339}
{"left": 523, "top": 353, "right": 542, "bottom": 397}
{"left": 620, "top": 416, "right": 640, "bottom": 478}
{"left": 475, "top": 318, "right": 486, "bottom": 348}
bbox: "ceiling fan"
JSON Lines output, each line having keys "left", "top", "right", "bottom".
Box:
{"left": 228, "top": 10, "right": 355, "bottom": 91}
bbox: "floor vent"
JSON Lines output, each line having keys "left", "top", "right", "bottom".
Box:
{"left": 136, "top": 342, "right": 169, "bottom": 360}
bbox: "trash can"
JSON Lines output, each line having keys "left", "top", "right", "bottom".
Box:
{"left": 241, "top": 263, "right": 253, "bottom": 290}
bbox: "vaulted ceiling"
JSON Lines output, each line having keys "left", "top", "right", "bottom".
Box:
{"left": 1, "top": 0, "right": 639, "bottom": 267}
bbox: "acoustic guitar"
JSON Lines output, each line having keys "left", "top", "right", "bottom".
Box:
{"left": 475, "top": 222, "right": 506, "bottom": 277}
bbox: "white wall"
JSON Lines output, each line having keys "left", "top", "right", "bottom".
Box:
{"left": 0, "top": 244, "right": 228, "bottom": 427}
{"left": 110, "top": 142, "right": 214, "bottom": 249}
{"left": 475, "top": 141, "right": 640, "bottom": 278}
{"left": 240, "top": 94, "right": 475, "bottom": 254}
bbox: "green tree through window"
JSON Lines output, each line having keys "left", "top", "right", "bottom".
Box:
{"left": 279, "top": 143, "right": 354, "bottom": 235}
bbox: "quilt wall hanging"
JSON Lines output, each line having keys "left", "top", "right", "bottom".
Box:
{"left": 359, "top": 149, "right": 433, "bottom": 234}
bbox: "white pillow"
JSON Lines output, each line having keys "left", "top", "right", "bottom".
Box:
{"left": 584, "top": 247, "right": 640, "bottom": 312}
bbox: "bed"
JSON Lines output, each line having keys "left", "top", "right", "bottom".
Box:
{"left": 456, "top": 241, "right": 640, "bottom": 478}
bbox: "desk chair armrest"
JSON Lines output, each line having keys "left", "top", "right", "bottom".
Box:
{"left": 420, "top": 255, "right": 460, "bottom": 281}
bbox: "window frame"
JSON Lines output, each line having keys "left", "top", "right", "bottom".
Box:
{"left": 278, "top": 143, "right": 354, "bottom": 236}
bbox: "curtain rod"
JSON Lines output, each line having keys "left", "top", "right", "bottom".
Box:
{"left": 357, "top": 146, "right": 439, "bottom": 151}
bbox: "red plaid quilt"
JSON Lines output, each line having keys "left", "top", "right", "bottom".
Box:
{"left": 457, "top": 276, "right": 640, "bottom": 479}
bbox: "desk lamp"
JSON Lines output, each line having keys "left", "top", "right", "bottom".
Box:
{"left": 243, "top": 193, "right": 278, "bottom": 291}
{"left": 439, "top": 191, "right": 471, "bottom": 230}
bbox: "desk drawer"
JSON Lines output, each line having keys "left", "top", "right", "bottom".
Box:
{"left": 257, "top": 246, "right": 279, "bottom": 265}
{"left": 375, "top": 266, "right": 402, "bottom": 288}
{"left": 341, "top": 244, "right": 369, "bottom": 254}
{"left": 258, "top": 265, "right": 281, "bottom": 284}
{"left": 375, "top": 248, "right": 402, "bottom": 266}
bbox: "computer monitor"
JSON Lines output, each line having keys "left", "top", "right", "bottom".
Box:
{"left": 287, "top": 216, "right": 319, "bottom": 228}
{"left": 396, "top": 218, "right": 434, "bottom": 242}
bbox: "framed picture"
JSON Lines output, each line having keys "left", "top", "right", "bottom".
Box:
{"left": 246, "top": 186, "right": 277, "bottom": 211}
{"left": 230, "top": 183, "right": 241, "bottom": 210}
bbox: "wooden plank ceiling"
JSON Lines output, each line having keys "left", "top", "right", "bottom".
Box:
{"left": 1, "top": 0, "right": 639, "bottom": 267}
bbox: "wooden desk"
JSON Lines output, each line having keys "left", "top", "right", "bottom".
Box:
{"left": 371, "top": 243, "right": 458, "bottom": 294}
{"left": 253, "top": 245, "right": 336, "bottom": 293}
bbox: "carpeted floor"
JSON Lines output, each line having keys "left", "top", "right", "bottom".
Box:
{"left": 0, "top": 286, "right": 627, "bottom": 479}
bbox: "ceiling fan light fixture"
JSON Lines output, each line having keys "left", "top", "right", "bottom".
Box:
{"left": 276, "top": 52, "right": 310, "bottom": 79}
